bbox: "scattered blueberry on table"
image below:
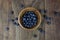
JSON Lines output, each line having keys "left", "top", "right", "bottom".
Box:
{"left": 22, "top": 11, "right": 38, "bottom": 29}
{"left": 15, "top": 17, "right": 18, "bottom": 20}
{"left": 13, "top": 22, "right": 19, "bottom": 26}
{"left": 13, "top": 22, "right": 17, "bottom": 25}
{"left": 11, "top": 19, "right": 15, "bottom": 22}
{"left": 16, "top": 23, "right": 19, "bottom": 26}
{"left": 43, "top": 15, "right": 51, "bottom": 21}
{"left": 54, "top": 11, "right": 60, "bottom": 16}
{"left": 11, "top": 10, "right": 14, "bottom": 14}
{"left": 19, "top": 4, "right": 25, "bottom": 8}
{"left": 38, "top": 28, "right": 43, "bottom": 32}
{"left": 47, "top": 21, "right": 51, "bottom": 25}
{"left": 6, "top": 27, "right": 9, "bottom": 31}
{"left": 33, "top": 34, "right": 37, "bottom": 37}
{"left": 41, "top": 9, "right": 47, "bottom": 13}
{"left": 39, "top": 9, "right": 47, "bottom": 14}
{"left": 38, "top": 28, "right": 45, "bottom": 33}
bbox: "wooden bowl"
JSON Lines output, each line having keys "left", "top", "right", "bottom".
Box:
{"left": 18, "top": 7, "right": 42, "bottom": 30}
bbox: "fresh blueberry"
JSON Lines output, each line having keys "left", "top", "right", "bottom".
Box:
{"left": 20, "top": 4, "right": 24, "bottom": 8}
{"left": 43, "top": 15, "right": 51, "bottom": 20}
{"left": 13, "top": 22, "right": 17, "bottom": 25}
{"left": 38, "top": 28, "right": 45, "bottom": 33}
{"left": 33, "top": 34, "right": 37, "bottom": 37}
{"left": 11, "top": 11, "right": 14, "bottom": 14}
{"left": 11, "top": 19, "right": 14, "bottom": 22}
{"left": 15, "top": 17, "right": 18, "bottom": 20}
{"left": 6, "top": 27, "right": 9, "bottom": 31}
{"left": 54, "top": 11, "right": 60, "bottom": 16}
{"left": 16, "top": 23, "right": 19, "bottom": 26}
{"left": 47, "top": 21, "right": 51, "bottom": 25}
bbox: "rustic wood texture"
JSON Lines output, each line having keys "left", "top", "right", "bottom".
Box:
{"left": 0, "top": 0, "right": 60, "bottom": 40}
{"left": 45, "top": 0, "right": 60, "bottom": 40}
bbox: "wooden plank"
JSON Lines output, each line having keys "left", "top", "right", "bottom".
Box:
{"left": 0, "top": 0, "right": 10, "bottom": 40}
{"left": 0, "top": 0, "right": 45, "bottom": 40}
{"left": 12, "top": 0, "right": 45, "bottom": 40}
{"left": 0, "top": 0, "right": 3, "bottom": 40}
{"left": 45, "top": 0, "right": 60, "bottom": 40}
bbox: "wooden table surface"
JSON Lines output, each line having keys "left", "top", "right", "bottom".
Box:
{"left": 0, "top": 0, "right": 60, "bottom": 40}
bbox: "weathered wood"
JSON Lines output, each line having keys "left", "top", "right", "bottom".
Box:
{"left": 45, "top": 0, "right": 60, "bottom": 40}
{"left": 0, "top": 0, "right": 60, "bottom": 40}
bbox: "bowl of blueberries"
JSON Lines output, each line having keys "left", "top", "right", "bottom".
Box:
{"left": 18, "top": 7, "right": 42, "bottom": 30}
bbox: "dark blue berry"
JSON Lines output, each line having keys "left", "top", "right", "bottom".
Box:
{"left": 39, "top": 9, "right": 47, "bottom": 14}
{"left": 38, "top": 28, "right": 45, "bottom": 33}
{"left": 54, "top": 11, "right": 58, "bottom": 16}
{"left": 43, "top": 15, "right": 51, "bottom": 20}
{"left": 13, "top": 22, "right": 19, "bottom": 26}
{"left": 39, "top": 9, "right": 41, "bottom": 12}
{"left": 11, "top": 11, "right": 14, "bottom": 14}
{"left": 6, "top": 27, "right": 9, "bottom": 31}
{"left": 54, "top": 11, "right": 60, "bottom": 16}
{"left": 11, "top": 19, "right": 14, "bottom": 22}
{"left": 15, "top": 17, "right": 18, "bottom": 20}
{"left": 43, "top": 10, "right": 47, "bottom": 13}
{"left": 33, "top": 34, "right": 37, "bottom": 37}
{"left": 38, "top": 28, "right": 43, "bottom": 32}
{"left": 21, "top": 4, "right": 24, "bottom": 7}
{"left": 47, "top": 21, "right": 51, "bottom": 25}
{"left": 13, "top": 22, "right": 17, "bottom": 25}
{"left": 16, "top": 23, "right": 19, "bottom": 26}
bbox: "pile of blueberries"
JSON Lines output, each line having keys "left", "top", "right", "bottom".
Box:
{"left": 22, "top": 11, "right": 38, "bottom": 28}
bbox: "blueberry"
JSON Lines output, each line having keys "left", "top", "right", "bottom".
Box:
{"left": 13, "top": 22, "right": 17, "bottom": 25}
{"left": 33, "top": 18, "right": 36, "bottom": 20}
{"left": 23, "top": 18, "right": 26, "bottom": 21}
{"left": 16, "top": 23, "right": 19, "bottom": 26}
{"left": 20, "top": 4, "right": 24, "bottom": 8}
{"left": 38, "top": 28, "right": 44, "bottom": 33}
{"left": 41, "top": 9, "right": 47, "bottom": 13}
{"left": 54, "top": 11, "right": 60, "bottom": 16}
{"left": 43, "top": 10, "right": 47, "bottom": 13}
{"left": 39, "top": 9, "right": 41, "bottom": 12}
{"left": 27, "top": 18, "right": 29, "bottom": 20}
{"left": 43, "top": 15, "right": 51, "bottom": 20}
{"left": 33, "top": 34, "right": 37, "bottom": 37}
{"left": 31, "top": 23, "right": 33, "bottom": 25}
{"left": 6, "top": 27, "right": 9, "bottom": 31}
{"left": 11, "top": 19, "right": 14, "bottom": 22}
{"left": 15, "top": 17, "right": 18, "bottom": 20}
{"left": 23, "top": 23, "right": 25, "bottom": 24}
{"left": 11, "top": 11, "right": 14, "bottom": 14}
{"left": 47, "top": 21, "right": 51, "bottom": 25}
{"left": 54, "top": 11, "right": 58, "bottom": 16}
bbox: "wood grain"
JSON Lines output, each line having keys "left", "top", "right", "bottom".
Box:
{"left": 0, "top": 0, "right": 60, "bottom": 40}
